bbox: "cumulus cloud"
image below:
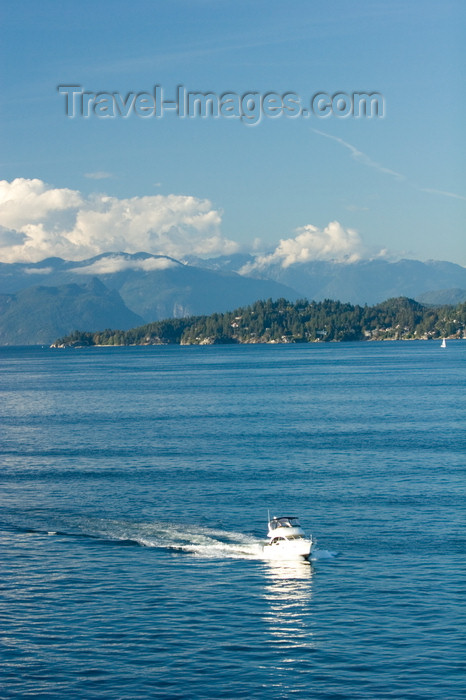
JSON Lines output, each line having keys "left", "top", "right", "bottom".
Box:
{"left": 242, "top": 221, "right": 368, "bottom": 273}
{"left": 0, "top": 178, "right": 237, "bottom": 263}
{"left": 0, "top": 178, "right": 83, "bottom": 229}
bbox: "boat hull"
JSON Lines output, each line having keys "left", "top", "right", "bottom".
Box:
{"left": 262, "top": 539, "right": 313, "bottom": 561}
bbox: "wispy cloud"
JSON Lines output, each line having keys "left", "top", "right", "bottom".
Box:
{"left": 419, "top": 188, "right": 466, "bottom": 202}
{"left": 313, "top": 129, "right": 405, "bottom": 181}
{"left": 84, "top": 171, "right": 113, "bottom": 180}
{"left": 345, "top": 204, "right": 369, "bottom": 212}
{"left": 24, "top": 266, "right": 54, "bottom": 275}
{"left": 314, "top": 129, "right": 466, "bottom": 203}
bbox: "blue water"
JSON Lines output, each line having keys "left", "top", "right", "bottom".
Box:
{"left": 1, "top": 342, "right": 465, "bottom": 699}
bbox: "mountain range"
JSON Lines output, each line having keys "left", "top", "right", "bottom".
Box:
{"left": 0, "top": 251, "right": 465, "bottom": 345}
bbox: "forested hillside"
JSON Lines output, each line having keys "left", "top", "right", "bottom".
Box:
{"left": 52, "top": 297, "right": 466, "bottom": 347}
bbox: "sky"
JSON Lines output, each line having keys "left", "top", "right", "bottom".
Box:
{"left": 0, "top": 0, "right": 465, "bottom": 266}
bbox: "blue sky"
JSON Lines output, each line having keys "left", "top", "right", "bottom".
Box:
{"left": 0, "top": 0, "right": 465, "bottom": 265}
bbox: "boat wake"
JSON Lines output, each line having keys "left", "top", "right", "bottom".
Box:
{"left": 130, "top": 520, "right": 264, "bottom": 559}
{"left": 6, "top": 515, "right": 336, "bottom": 562}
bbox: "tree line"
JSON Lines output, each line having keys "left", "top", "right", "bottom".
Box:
{"left": 52, "top": 297, "right": 466, "bottom": 347}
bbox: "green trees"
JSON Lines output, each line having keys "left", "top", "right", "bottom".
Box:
{"left": 52, "top": 297, "right": 466, "bottom": 347}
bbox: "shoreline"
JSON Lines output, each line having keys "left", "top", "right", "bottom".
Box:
{"left": 50, "top": 335, "right": 464, "bottom": 349}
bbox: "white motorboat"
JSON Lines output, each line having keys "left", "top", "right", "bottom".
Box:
{"left": 263, "top": 515, "right": 313, "bottom": 561}
{"left": 441, "top": 338, "right": 447, "bottom": 348}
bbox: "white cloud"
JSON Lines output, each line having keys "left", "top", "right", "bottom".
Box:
{"left": 24, "top": 266, "right": 54, "bottom": 275}
{"left": 0, "top": 178, "right": 83, "bottom": 229}
{"left": 0, "top": 178, "right": 238, "bottom": 263}
{"left": 75, "top": 255, "right": 180, "bottom": 275}
{"left": 242, "top": 221, "right": 368, "bottom": 272}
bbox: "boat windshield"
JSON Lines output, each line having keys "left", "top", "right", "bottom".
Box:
{"left": 269, "top": 517, "right": 300, "bottom": 529}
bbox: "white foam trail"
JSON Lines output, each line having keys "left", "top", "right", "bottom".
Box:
{"left": 41, "top": 516, "right": 334, "bottom": 563}
{"left": 178, "top": 541, "right": 263, "bottom": 559}
{"left": 310, "top": 549, "right": 337, "bottom": 561}
{"left": 132, "top": 523, "right": 264, "bottom": 559}
{"left": 74, "top": 517, "right": 264, "bottom": 559}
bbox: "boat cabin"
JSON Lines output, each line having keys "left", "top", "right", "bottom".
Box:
{"left": 269, "top": 516, "right": 302, "bottom": 530}
{"left": 267, "top": 516, "right": 306, "bottom": 542}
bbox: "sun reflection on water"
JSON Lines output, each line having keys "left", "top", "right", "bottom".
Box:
{"left": 261, "top": 559, "right": 315, "bottom": 651}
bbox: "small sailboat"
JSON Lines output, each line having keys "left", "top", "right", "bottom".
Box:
{"left": 441, "top": 338, "right": 447, "bottom": 348}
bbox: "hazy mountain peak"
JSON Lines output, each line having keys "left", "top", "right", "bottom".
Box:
{"left": 0, "top": 251, "right": 465, "bottom": 344}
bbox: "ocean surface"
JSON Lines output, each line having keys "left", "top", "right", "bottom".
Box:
{"left": 1, "top": 341, "right": 465, "bottom": 699}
